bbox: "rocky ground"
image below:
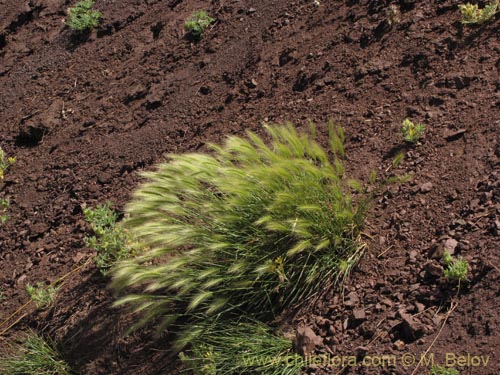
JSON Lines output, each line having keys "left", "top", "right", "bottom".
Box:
{"left": 0, "top": 0, "right": 499, "bottom": 374}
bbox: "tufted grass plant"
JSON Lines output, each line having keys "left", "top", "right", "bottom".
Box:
{"left": 112, "top": 123, "right": 368, "bottom": 348}
{"left": 180, "top": 320, "right": 302, "bottom": 375}
{"left": 0, "top": 332, "right": 74, "bottom": 375}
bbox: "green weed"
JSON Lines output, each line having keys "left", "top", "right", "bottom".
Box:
{"left": 459, "top": 1, "right": 499, "bottom": 24}
{"left": 0, "top": 332, "right": 74, "bottom": 375}
{"left": 184, "top": 10, "right": 215, "bottom": 40}
{"left": 442, "top": 251, "right": 468, "bottom": 283}
{"left": 67, "top": 0, "right": 102, "bottom": 32}
{"left": 84, "top": 202, "right": 136, "bottom": 275}
{"left": 25, "top": 282, "right": 58, "bottom": 309}
{"left": 112, "top": 123, "right": 368, "bottom": 347}
{"left": 0, "top": 147, "right": 15, "bottom": 180}
{"left": 429, "top": 365, "right": 460, "bottom": 375}
{"left": 0, "top": 198, "right": 9, "bottom": 224}
{"left": 401, "top": 118, "right": 426, "bottom": 143}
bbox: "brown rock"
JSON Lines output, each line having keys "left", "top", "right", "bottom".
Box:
{"left": 424, "top": 261, "right": 443, "bottom": 278}
{"left": 344, "top": 291, "right": 359, "bottom": 307}
{"left": 351, "top": 308, "right": 366, "bottom": 322}
{"left": 295, "top": 326, "right": 323, "bottom": 356}
{"left": 444, "top": 238, "right": 458, "bottom": 254}
{"left": 400, "top": 313, "right": 425, "bottom": 342}
{"left": 420, "top": 182, "right": 433, "bottom": 193}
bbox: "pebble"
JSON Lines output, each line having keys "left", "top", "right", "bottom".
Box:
{"left": 420, "top": 182, "right": 433, "bottom": 193}
{"left": 444, "top": 238, "right": 458, "bottom": 254}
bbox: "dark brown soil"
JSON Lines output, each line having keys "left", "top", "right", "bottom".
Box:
{"left": 1, "top": 0, "right": 499, "bottom": 374}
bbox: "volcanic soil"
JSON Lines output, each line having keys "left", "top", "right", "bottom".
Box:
{"left": 0, "top": 0, "right": 499, "bottom": 374}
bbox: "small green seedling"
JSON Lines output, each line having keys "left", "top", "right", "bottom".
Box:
{"left": 67, "top": 0, "right": 102, "bottom": 32}
{"left": 0, "top": 147, "right": 15, "bottom": 180}
{"left": 401, "top": 118, "right": 426, "bottom": 143}
{"left": 84, "top": 202, "right": 136, "bottom": 275}
{"left": 429, "top": 365, "right": 460, "bottom": 375}
{"left": 184, "top": 10, "right": 215, "bottom": 40}
{"left": 386, "top": 4, "right": 401, "bottom": 26}
{"left": 26, "top": 282, "right": 58, "bottom": 309}
{"left": 459, "top": 1, "right": 499, "bottom": 24}
{"left": 442, "top": 251, "right": 468, "bottom": 283}
{"left": 0, "top": 198, "right": 9, "bottom": 224}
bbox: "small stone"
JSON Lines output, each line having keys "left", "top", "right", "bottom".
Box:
{"left": 445, "top": 128, "right": 466, "bottom": 141}
{"left": 400, "top": 313, "right": 425, "bottom": 342}
{"left": 409, "top": 249, "right": 418, "bottom": 263}
{"left": 355, "top": 346, "right": 369, "bottom": 358}
{"left": 344, "top": 291, "right": 359, "bottom": 307}
{"left": 415, "top": 302, "right": 425, "bottom": 313}
{"left": 31, "top": 222, "right": 50, "bottom": 237}
{"left": 424, "top": 261, "right": 443, "bottom": 278}
{"left": 17, "top": 274, "right": 27, "bottom": 284}
{"left": 295, "top": 326, "right": 323, "bottom": 356}
{"left": 420, "top": 182, "right": 433, "bottom": 193}
{"left": 245, "top": 79, "right": 258, "bottom": 89}
{"left": 351, "top": 308, "right": 366, "bottom": 322}
{"left": 97, "top": 172, "right": 112, "bottom": 185}
{"left": 444, "top": 238, "right": 458, "bottom": 254}
{"left": 393, "top": 339, "right": 405, "bottom": 350}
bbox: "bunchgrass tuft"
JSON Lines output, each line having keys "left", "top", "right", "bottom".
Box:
{"left": 0, "top": 332, "right": 74, "bottom": 375}
{"left": 112, "top": 123, "right": 368, "bottom": 348}
{"left": 180, "top": 320, "right": 302, "bottom": 375}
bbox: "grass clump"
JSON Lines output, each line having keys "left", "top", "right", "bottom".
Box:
{"left": 0, "top": 332, "right": 74, "bottom": 375}
{"left": 25, "top": 282, "right": 58, "bottom": 309}
{"left": 0, "top": 147, "right": 15, "bottom": 180}
{"left": 184, "top": 10, "right": 215, "bottom": 40}
{"left": 112, "top": 123, "right": 367, "bottom": 346}
{"left": 442, "top": 251, "right": 468, "bottom": 283}
{"left": 67, "top": 0, "right": 102, "bottom": 32}
{"left": 84, "top": 202, "right": 136, "bottom": 275}
{"left": 401, "top": 118, "right": 425, "bottom": 143}
{"left": 180, "top": 321, "right": 302, "bottom": 375}
{"left": 429, "top": 365, "right": 460, "bottom": 375}
{"left": 459, "top": 1, "right": 499, "bottom": 24}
